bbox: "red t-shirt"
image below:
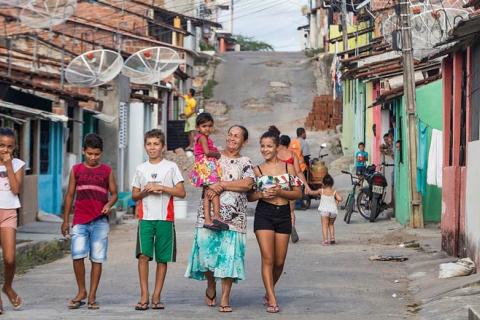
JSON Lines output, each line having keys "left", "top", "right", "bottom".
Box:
{"left": 72, "top": 163, "right": 111, "bottom": 225}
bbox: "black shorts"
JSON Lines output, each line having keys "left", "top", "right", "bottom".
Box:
{"left": 254, "top": 200, "right": 292, "bottom": 234}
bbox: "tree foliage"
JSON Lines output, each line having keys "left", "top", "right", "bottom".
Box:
{"left": 233, "top": 35, "right": 274, "bottom": 52}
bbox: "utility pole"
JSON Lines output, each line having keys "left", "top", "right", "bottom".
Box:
{"left": 341, "top": 0, "right": 349, "bottom": 51}
{"left": 230, "top": 0, "right": 234, "bottom": 34}
{"left": 399, "top": 0, "right": 424, "bottom": 228}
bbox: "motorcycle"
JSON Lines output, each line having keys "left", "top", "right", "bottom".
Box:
{"left": 298, "top": 143, "right": 329, "bottom": 210}
{"left": 356, "top": 163, "right": 393, "bottom": 222}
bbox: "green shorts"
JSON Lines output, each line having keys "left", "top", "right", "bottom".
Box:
{"left": 184, "top": 115, "right": 196, "bottom": 133}
{"left": 136, "top": 220, "right": 176, "bottom": 263}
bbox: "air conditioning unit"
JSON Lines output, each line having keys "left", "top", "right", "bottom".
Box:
{"left": 379, "top": 79, "right": 391, "bottom": 95}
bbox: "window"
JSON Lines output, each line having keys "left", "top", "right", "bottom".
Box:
{"left": 39, "top": 121, "right": 50, "bottom": 174}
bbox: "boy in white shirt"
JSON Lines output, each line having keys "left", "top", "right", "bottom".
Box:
{"left": 132, "top": 129, "right": 186, "bottom": 311}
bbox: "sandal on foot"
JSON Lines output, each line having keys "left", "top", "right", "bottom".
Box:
{"left": 68, "top": 299, "right": 85, "bottom": 309}
{"left": 135, "top": 301, "right": 149, "bottom": 311}
{"left": 212, "top": 219, "right": 229, "bottom": 230}
{"left": 151, "top": 301, "right": 165, "bottom": 310}
{"left": 330, "top": 239, "right": 336, "bottom": 244}
{"left": 2, "top": 288, "right": 22, "bottom": 310}
{"left": 87, "top": 301, "right": 100, "bottom": 310}
{"left": 323, "top": 240, "right": 329, "bottom": 246}
{"left": 218, "top": 305, "right": 233, "bottom": 312}
{"left": 205, "top": 289, "right": 216, "bottom": 307}
{"left": 266, "top": 304, "right": 280, "bottom": 313}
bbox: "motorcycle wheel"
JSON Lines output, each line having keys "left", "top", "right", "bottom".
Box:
{"left": 299, "top": 194, "right": 311, "bottom": 210}
{"left": 356, "top": 190, "right": 371, "bottom": 220}
{"left": 369, "top": 199, "right": 379, "bottom": 222}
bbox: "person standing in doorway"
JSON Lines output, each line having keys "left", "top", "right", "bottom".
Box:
{"left": 176, "top": 88, "right": 197, "bottom": 151}
{"left": 62, "top": 133, "right": 118, "bottom": 310}
{"left": 0, "top": 128, "right": 25, "bottom": 313}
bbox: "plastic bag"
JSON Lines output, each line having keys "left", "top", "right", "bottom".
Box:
{"left": 438, "top": 258, "right": 476, "bottom": 279}
{"left": 291, "top": 225, "right": 299, "bottom": 243}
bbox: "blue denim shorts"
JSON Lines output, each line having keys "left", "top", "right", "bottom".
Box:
{"left": 71, "top": 217, "right": 109, "bottom": 263}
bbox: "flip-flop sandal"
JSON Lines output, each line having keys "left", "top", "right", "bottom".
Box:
{"left": 212, "top": 219, "right": 229, "bottom": 230}
{"left": 135, "top": 301, "right": 149, "bottom": 311}
{"left": 218, "top": 305, "right": 233, "bottom": 312}
{"left": 87, "top": 301, "right": 100, "bottom": 310}
{"left": 68, "top": 299, "right": 85, "bottom": 309}
{"left": 205, "top": 289, "right": 216, "bottom": 307}
{"left": 151, "top": 302, "right": 165, "bottom": 310}
{"left": 330, "top": 239, "right": 336, "bottom": 244}
{"left": 266, "top": 304, "right": 280, "bottom": 313}
{"left": 2, "top": 289, "right": 22, "bottom": 310}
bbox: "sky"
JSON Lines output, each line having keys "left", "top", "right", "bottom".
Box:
{"left": 217, "top": 0, "right": 310, "bottom": 52}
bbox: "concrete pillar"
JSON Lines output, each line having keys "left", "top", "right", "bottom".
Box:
{"left": 128, "top": 101, "right": 145, "bottom": 188}
{"left": 309, "top": 13, "right": 317, "bottom": 49}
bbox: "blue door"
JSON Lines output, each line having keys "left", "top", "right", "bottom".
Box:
{"left": 38, "top": 121, "right": 63, "bottom": 215}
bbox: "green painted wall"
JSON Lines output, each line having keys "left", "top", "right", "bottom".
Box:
{"left": 342, "top": 79, "right": 355, "bottom": 156}
{"left": 394, "top": 80, "right": 443, "bottom": 225}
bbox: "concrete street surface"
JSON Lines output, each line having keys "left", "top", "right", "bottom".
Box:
{"left": 1, "top": 199, "right": 423, "bottom": 320}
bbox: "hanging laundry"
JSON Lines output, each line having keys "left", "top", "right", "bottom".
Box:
{"left": 427, "top": 129, "right": 443, "bottom": 187}
{"left": 416, "top": 120, "right": 428, "bottom": 195}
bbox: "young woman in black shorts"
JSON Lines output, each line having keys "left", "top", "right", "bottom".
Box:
{"left": 249, "top": 130, "right": 302, "bottom": 313}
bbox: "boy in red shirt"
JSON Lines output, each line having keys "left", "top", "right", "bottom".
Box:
{"left": 61, "top": 133, "right": 118, "bottom": 310}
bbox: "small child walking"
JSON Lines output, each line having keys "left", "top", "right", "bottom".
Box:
{"left": 132, "top": 129, "right": 186, "bottom": 311}
{"left": 0, "top": 128, "right": 25, "bottom": 313}
{"left": 355, "top": 142, "right": 368, "bottom": 177}
{"left": 313, "top": 174, "right": 342, "bottom": 245}
{"left": 189, "top": 112, "right": 228, "bottom": 230}
{"left": 62, "top": 133, "right": 118, "bottom": 310}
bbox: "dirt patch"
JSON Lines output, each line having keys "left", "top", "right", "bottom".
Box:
{"left": 369, "top": 229, "right": 422, "bottom": 246}
{"left": 242, "top": 98, "right": 273, "bottom": 112}
{"left": 164, "top": 148, "right": 194, "bottom": 175}
{"left": 264, "top": 60, "right": 283, "bottom": 67}
{"left": 204, "top": 100, "right": 229, "bottom": 116}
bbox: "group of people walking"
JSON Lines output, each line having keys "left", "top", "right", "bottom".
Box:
{"left": 0, "top": 109, "right": 343, "bottom": 314}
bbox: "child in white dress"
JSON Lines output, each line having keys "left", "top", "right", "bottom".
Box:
{"left": 312, "top": 174, "right": 342, "bottom": 245}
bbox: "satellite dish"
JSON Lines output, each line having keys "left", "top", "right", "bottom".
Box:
{"left": 0, "top": 0, "right": 31, "bottom": 8}
{"left": 410, "top": 8, "right": 469, "bottom": 57}
{"left": 122, "top": 47, "right": 184, "bottom": 84}
{"left": 20, "top": 0, "right": 77, "bottom": 29}
{"left": 65, "top": 49, "right": 124, "bottom": 87}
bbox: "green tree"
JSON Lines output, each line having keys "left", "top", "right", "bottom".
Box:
{"left": 233, "top": 35, "right": 274, "bottom": 52}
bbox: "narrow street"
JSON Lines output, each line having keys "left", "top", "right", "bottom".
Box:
{"left": 4, "top": 206, "right": 418, "bottom": 320}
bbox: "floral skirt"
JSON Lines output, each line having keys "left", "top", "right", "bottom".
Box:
{"left": 184, "top": 228, "right": 246, "bottom": 282}
{"left": 189, "top": 156, "right": 222, "bottom": 187}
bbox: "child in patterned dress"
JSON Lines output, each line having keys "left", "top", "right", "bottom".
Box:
{"left": 189, "top": 113, "right": 228, "bottom": 230}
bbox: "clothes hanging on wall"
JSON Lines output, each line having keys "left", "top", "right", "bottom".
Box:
{"left": 417, "top": 120, "right": 428, "bottom": 195}
{"left": 427, "top": 128, "right": 443, "bottom": 188}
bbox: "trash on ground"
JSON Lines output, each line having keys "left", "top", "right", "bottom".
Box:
{"left": 399, "top": 240, "right": 420, "bottom": 248}
{"left": 392, "top": 293, "right": 397, "bottom": 298}
{"left": 394, "top": 279, "right": 400, "bottom": 283}
{"left": 369, "top": 255, "right": 408, "bottom": 262}
{"left": 438, "top": 258, "right": 476, "bottom": 279}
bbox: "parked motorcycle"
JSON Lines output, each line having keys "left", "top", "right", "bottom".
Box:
{"left": 357, "top": 163, "right": 393, "bottom": 222}
{"left": 298, "top": 143, "right": 329, "bottom": 210}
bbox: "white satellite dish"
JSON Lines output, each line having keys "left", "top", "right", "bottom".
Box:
{"left": 122, "top": 47, "right": 184, "bottom": 84}
{"left": 20, "top": 0, "right": 77, "bottom": 29}
{"left": 410, "top": 8, "right": 469, "bottom": 57}
{"left": 0, "top": 0, "right": 31, "bottom": 8}
{"left": 65, "top": 49, "right": 124, "bottom": 87}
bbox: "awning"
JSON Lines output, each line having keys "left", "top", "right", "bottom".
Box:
{"left": 0, "top": 100, "right": 69, "bottom": 122}
{"left": 0, "top": 113, "right": 27, "bottom": 124}
{"left": 83, "top": 108, "right": 117, "bottom": 123}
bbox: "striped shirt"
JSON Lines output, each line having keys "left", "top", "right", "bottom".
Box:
{"left": 72, "top": 163, "right": 111, "bottom": 225}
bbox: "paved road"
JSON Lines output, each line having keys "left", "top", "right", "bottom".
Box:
{"left": 212, "top": 51, "right": 331, "bottom": 164}
{"left": 3, "top": 203, "right": 415, "bottom": 320}
{"left": 0, "top": 52, "right": 420, "bottom": 319}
